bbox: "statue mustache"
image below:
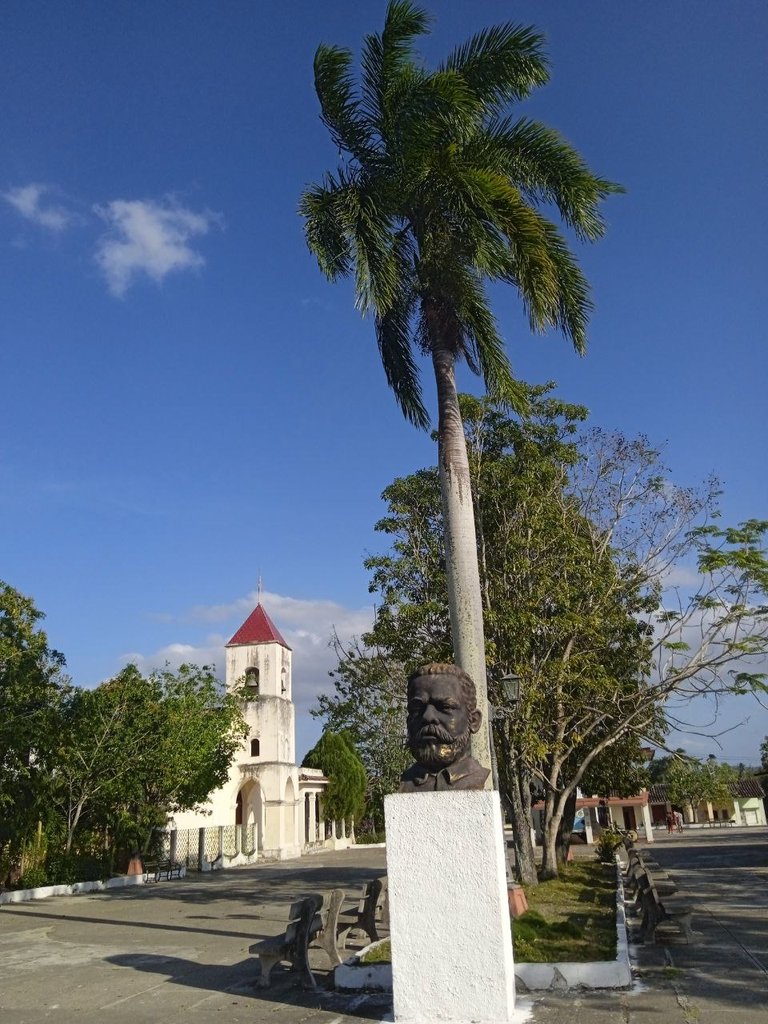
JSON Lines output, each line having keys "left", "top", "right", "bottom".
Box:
{"left": 417, "top": 723, "right": 455, "bottom": 743}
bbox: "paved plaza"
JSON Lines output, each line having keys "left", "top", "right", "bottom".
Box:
{"left": 1, "top": 829, "right": 767, "bottom": 1024}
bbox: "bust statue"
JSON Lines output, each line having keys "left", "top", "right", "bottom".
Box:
{"left": 399, "top": 663, "right": 490, "bottom": 792}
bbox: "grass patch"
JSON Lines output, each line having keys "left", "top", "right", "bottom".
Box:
{"left": 515, "top": 861, "right": 617, "bottom": 963}
{"left": 357, "top": 862, "right": 617, "bottom": 966}
{"left": 360, "top": 939, "right": 391, "bottom": 963}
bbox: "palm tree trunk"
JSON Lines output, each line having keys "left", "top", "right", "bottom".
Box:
{"left": 431, "top": 342, "right": 491, "bottom": 778}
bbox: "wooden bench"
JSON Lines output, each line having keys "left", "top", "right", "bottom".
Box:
{"left": 144, "top": 860, "right": 183, "bottom": 882}
{"left": 623, "top": 849, "right": 695, "bottom": 944}
{"left": 337, "top": 875, "right": 389, "bottom": 951}
{"left": 250, "top": 889, "right": 345, "bottom": 989}
{"left": 638, "top": 877, "right": 695, "bottom": 944}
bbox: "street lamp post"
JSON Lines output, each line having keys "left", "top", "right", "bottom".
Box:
{"left": 489, "top": 672, "right": 521, "bottom": 791}
{"left": 489, "top": 673, "right": 522, "bottom": 889}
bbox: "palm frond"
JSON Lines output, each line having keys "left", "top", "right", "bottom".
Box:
{"left": 376, "top": 231, "right": 428, "bottom": 427}
{"left": 454, "top": 270, "right": 528, "bottom": 414}
{"left": 472, "top": 116, "right": 624, "bottom": 240}
{"left": 442, "top": 23, "right": 549, "bottom": 109}
{"left": 299, "top": 172, "right": 355, "bottom": 281}
{"left": 483, "top": 185, "right": 563, "bottom": 326}
{"left": 361, "top": 1, "right": 431, "bottom": 130}
{"left": 538, "top": 220, "right": 593, "bottom": 354}
{"left": 346, "top": 180, "right": 401, "bottom": 316}
{"left": 314, "top": 45, "right": 375, "bottom": 161}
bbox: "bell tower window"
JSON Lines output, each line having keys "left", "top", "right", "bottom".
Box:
{"left": 250, "top": 738, "right": 260, "bottom": 757}
{"left": 245, "top": 667, "right": 259, "bottom": 692}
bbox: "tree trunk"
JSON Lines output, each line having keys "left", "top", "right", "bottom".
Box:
{"left": 66, "top": 799, "right": 86, "bottom": 853}
{"left": 505, "top": 761, "right": 538, "bottom": 886}
{"left": 431, "top": 343, "right": 491, "bottom": 778}
{"left": 539, "top": 791, "right": 561, "bottom": 880}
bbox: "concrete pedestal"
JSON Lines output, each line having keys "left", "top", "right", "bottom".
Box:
{"left": 385, "top": 790, "right": 517, "bottom": 1024}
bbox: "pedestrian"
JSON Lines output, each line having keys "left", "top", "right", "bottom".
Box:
{"left": 666, "top": 811, "right": 674, "bottom": 834}
{"left": 675, "top": 810, "right": 684, "bottom": 833}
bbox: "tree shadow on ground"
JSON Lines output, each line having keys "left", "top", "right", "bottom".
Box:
{"left": 106, "top": 952, "right": 392, "bottom": 1020}
{"left": 102, "top": 862, "right": 386, "bottom": 906}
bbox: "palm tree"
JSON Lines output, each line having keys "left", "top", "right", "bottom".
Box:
{"left": 300, "top": 1, "right": 622, "bottom": 774}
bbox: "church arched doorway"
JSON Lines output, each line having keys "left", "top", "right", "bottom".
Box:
{"left": 236, "top": 779, "right": 264, "bottom": 854}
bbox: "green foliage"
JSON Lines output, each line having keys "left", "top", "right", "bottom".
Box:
{"left": 315, "top": 636, "right": 410, "bottom": 829}
{"left": 316, "top": 388, "right": 768, "bottom": 877}
{"left": 360, "top": 939, "right": 393, "bottom": 964}
{"left": 302, "top": 729, "right": 367, "bottom": 824}
{"left": 665, "top": 757, "right": 737, "bottom": 812}
{"left": 580, "top": 738, "right": 651, "bottom": 800}
{"left": 53, "top": 662, "right": 248, "bottom": 855}
{"left": 0, "top": 581, "right": 68, "bottom": 878}
{"left": 355, "top": 829, "right": 386, "bottom": 845}
{"left": 44, "top": 851, "right": 109, "bottom": 885}
{"left": 17, "top": 866, "right": 48, "bottom": 890}
{"left": 0, "top": 595, "right": 248, "bottom": 887}
{"left": 594, "top": 827, "right": 624, "bottom": 864}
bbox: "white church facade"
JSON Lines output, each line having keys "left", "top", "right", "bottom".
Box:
{"left": 170, "top": 602, "right": 347, "bottom": 862}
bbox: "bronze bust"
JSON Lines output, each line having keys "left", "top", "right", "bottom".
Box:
{"left": 399, "top": 663, "right": 490, "bottom": 792}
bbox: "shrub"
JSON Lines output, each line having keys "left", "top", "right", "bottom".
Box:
{"left": 46, "top": 852, "right": 109, "bottom": 884}
{"left": 595, "top": 827, "right": 623, "bottom": 863}
{"left": 356, "top": 830, "right": 385, "bottom": 845}
{"left": 17, "top": 866, "right": 48, "bottom": 889}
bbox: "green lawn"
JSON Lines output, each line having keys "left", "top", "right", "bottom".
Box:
{"left": 515, "top": 861, "right": 617, "bottom": 962}
{"left": 360, "top": 861, "right": 617, "bottom": 965}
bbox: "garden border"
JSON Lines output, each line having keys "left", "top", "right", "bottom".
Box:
{"left": 335, "top": 862, "right": 631, "bottom": 993}
{"left": 0, "top": 866, "right": 187, "bottom": 905}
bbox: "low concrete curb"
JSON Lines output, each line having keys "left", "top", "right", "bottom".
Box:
{"left": 335, "top": 862, "right": 632, "bottom": 995}
{"left": 514, "top": 861, "right": 632, "bottom": 992}
{"left": 0, "top": 866, "right": 187, "bottom": 905}
{"left": 335, "top": 940, "right": 393, "bottom": 992}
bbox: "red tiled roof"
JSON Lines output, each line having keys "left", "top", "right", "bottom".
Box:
{"left": 227, "top": 604, "right": 291, "bottom": 649}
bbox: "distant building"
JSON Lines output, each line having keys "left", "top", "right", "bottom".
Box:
{"left": 648, "top": 779, "right": 767, "bottom": 827}
{"left": 532, "top": 791, "right": 655, "bottom": 844}
{"left": 171, "top": 601, "right": 348, "bottom": 861}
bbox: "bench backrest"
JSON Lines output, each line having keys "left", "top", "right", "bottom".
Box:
{"left": 284, "top": 894, "right": 325, "bottom": 945}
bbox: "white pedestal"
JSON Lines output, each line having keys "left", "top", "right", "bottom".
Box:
{"left": 385, "top": 790, "right": 516, "bottom": 1023}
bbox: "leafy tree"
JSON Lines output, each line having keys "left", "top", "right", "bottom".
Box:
{"left": 301, "top": 1, "right": 622, "bottom": 771}
{"left": 665, "top": 756, "right": 737, "bottom": 820}
{"left": 0, "top": 582, "right": 68, "bottom": 880}
{"left": 317, "top": 389, "right": 768, "bottom": 879}
{"left": 51, "top": 663, "right": 248, "bottom": 859}
{"left": 315, "top": 634, "right": 410, "bottom": 831}
{"left": 302, "top": 729, "right": 367, "bottom": 826}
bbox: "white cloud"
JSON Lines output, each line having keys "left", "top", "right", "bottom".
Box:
{"left": 3, "top": 183, "right": 73, "bottom": 231}
{"left": 661, "top": 564, "right": 702, "bottom": 590}
{"left": 127, "top": 589, "right": 374, "bottom": 719}
{"left": 122, "top": 637, "right": 229, "bottom": 680}
{"left": 94, "top": 197, "right": 220, "bottom": 296}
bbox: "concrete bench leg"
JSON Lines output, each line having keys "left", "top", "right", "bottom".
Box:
{"left": 255, "top": 953, "right": 283, "bottom": 988}
{"left": 296, "top": 945, "right": 316, "bottom": 990}
{"left": 666, "top": 908, "right": 694, "bottom": 943}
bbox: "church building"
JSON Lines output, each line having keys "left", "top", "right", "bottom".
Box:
{"left": 171, "top": 601, "right": 331, "bottom": 861}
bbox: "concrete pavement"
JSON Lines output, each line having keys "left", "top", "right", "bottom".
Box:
{"left": 1, "top": 829, "right": 767, "bottom": 1023}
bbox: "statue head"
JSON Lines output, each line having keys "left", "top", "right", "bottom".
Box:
{"left": 405, "top": 663, "right": 483, "bottom": 772}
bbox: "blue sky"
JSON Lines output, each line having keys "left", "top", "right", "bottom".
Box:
{"left": 2, "top": 2, "right": 766, "bottom": 763}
